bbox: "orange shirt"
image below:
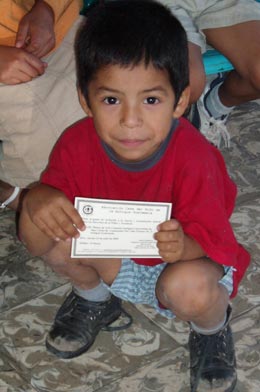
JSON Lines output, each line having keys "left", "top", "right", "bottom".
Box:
{"left": 0, "top": 0, "right": 82, "bottom": 48}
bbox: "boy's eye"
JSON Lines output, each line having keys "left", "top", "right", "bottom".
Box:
{"left": 144, "top": 97, "right": 159, "bottom": 104}
{"left": 104, "top": 96, "right": 119, "bottom": 105}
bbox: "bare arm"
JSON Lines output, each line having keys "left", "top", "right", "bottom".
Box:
{"left": 19, "top": 184, "right": 86, "bottom": 256}
{"left": 154, "top": 219, "right": 206, "bottom": 263}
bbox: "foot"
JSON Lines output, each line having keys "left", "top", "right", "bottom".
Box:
{"left": 191, "top": 76, "right": 231, "bottom": 148}
{"left": 189, "top": 307, "right": 237, "bottom": 392}
{"left": 46, "top": 290, "right": 132, "bottom": 359}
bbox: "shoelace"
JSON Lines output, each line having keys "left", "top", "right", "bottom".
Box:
{"left": 201, "top": 117, "right": 230, "bottom": 148}
{"left": 207, "top": 116, "right": 231, "bottom": 148}
{"left": 103, "top": 306, "right": 133, "bottom": 332}
{"left": 72, "top": 294, "right": 133, "bottom": 331}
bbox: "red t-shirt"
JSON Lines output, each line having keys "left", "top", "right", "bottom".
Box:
{"left": 41, "top": 117, "right": 250, "bottom": 297}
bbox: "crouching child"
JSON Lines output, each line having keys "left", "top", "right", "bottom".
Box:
{"left": 19, "top": 1, "right": 250, "bottom": 391}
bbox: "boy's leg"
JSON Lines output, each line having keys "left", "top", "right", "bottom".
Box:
{"left": 41, "top": 242, "right": 129, "bottom": 359}
{"left": 156, "top": 258, "right": 236, "bottom": 392}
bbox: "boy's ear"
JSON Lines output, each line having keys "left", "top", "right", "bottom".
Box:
{"left": 172, "top": 86, "right": 190, "bottom": 118}
{"left": 78, "top": 88, "right": 93, "bottom": 117}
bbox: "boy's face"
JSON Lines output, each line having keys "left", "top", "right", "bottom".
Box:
{"left": 79, "top": 63, "right": 189, "bottom": 163}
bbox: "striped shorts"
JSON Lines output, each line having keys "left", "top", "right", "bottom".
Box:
{"left": 107, "top": 259, "right": 234, "bottom": 319}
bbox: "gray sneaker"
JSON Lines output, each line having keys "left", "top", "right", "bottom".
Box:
{"left": 190, "top": 75, "right": 231, "bottom": 148}
{"left": 196, "top": 92, "right": 230, "bottom": 148}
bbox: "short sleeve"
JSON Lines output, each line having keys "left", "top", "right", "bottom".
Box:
{"left": 172, "top": 130, "right": 239, "bottom": 267}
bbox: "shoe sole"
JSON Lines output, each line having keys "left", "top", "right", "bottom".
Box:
{"left": 46, "top": 311, "right": 121, "bottom": 359}
{"left": 191, "top": 375, "right": 237, "bottom": 392}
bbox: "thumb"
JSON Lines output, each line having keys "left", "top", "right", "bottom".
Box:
{"left": 15, "top": 22, "right": 30, "bottom": 48}
{"left": 157, "top": 219, "right": 180, "bottom": 232}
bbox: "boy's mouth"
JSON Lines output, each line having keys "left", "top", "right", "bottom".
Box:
{"left": 119, "top": 138, "right": 146, "bottom": 148}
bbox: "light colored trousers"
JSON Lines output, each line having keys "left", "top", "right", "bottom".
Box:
{"left": 160, "top": 0, "right": 260, "bottom": 52}
{"left": 0, "top": 17, "right": 86, "bottom": 187}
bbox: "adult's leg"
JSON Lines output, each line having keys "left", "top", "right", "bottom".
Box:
{"left": 164, "top": 4, "right": 206, "bottom": 104}
{"left": 0, "top": 17, "right": 85, "bottom": 210}
{"left": 194, "top": 20, "right": 260, "bottom": 146}
{"left": 188, "top": 42, "right": 206, "bottom": 104}
{"left": 204, "top": 20, "right": 260, "bottom": 107}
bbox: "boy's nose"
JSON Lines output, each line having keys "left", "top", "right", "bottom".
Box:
{"left": 120, "top": 105, "right": 143, "bottom": 128}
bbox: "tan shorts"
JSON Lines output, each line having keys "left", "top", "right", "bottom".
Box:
{"left": 0, "top": 17, "right": 86, "bottom": 187}
{"left": 160, "top": 0, "right": 260, "bottom": 52}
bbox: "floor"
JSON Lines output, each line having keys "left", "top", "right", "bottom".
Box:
{"left": 0, "top": 101, "right": 260, "bottom": 392}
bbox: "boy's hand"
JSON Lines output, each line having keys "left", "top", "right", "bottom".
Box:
{"left": 0, "top": 46, "right": 46, "bottom": 84}
{"left": 24, "top": 185, "right": 86, "bottom": 242}
{"left": 15, "top": 0, "right": 55, "bottom": 58}
{"left": 154, "top": 219, "right": 185, "bottom": 263}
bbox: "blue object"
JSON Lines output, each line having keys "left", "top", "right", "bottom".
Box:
{"left": 203, "top": 49, "right": 234, "bottom": 75}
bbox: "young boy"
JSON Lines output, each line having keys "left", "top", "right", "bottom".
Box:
{"left": 19, "top": 1, "right": 250, "bottom": 391}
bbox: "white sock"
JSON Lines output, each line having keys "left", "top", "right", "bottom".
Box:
{"left": 205, "top": 83, "right": 234, "bottom": 119}
{"left": 190, "top": 313, "right": 227, "bottom": 336}
{"left": 73, "top": 282, "right": 111, "bottom": 302}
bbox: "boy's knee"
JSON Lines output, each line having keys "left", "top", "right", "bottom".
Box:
{"left": 42, "top": 253, "right": 69, "bottom": 275}
{"left": 156, "top": 263, "right": 220, "bottom": 319}
{"left": 42, "top": 241, "right": 71, "bottom": 270}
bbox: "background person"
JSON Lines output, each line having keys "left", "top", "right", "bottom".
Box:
{"left": 159, "top": 0, "right": 260, "bottom": 147}
{"left": 0, "top": 0, "right": 85, "bottom": 211}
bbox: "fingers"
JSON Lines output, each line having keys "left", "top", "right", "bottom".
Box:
{"left": 16, "top": 9, "right": 55, "bottom": 58}
{"left": 32, "top": 203, "right": 86, "bottom": 242}
{"left": 13, "top": 54, "right": 46, "bottom": 83}
{"left": 154, "top": 219, "right": 184, "bottom": 262}
{"left": 15, "top": 22, "right": 30, "bottom": 49}
{"left": 157, "top": 219, "right": 180, "bottom": 232}
{"left": 0, "top": 46, "right": 47, "bottom": 84}
{"left": 23, "top": 50, "right": 46, "bottom": 72}
{"left": 16, "top": 20, "right": 55, "bottom": 58}
{"left": 155, "top": 219, "right": 181, "bottom": 241}
{"left": 7, "top": 54, "right": 45, "bottom": 84}
{"left": 25, "top": 34, "right": 56, "bottom": 58}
